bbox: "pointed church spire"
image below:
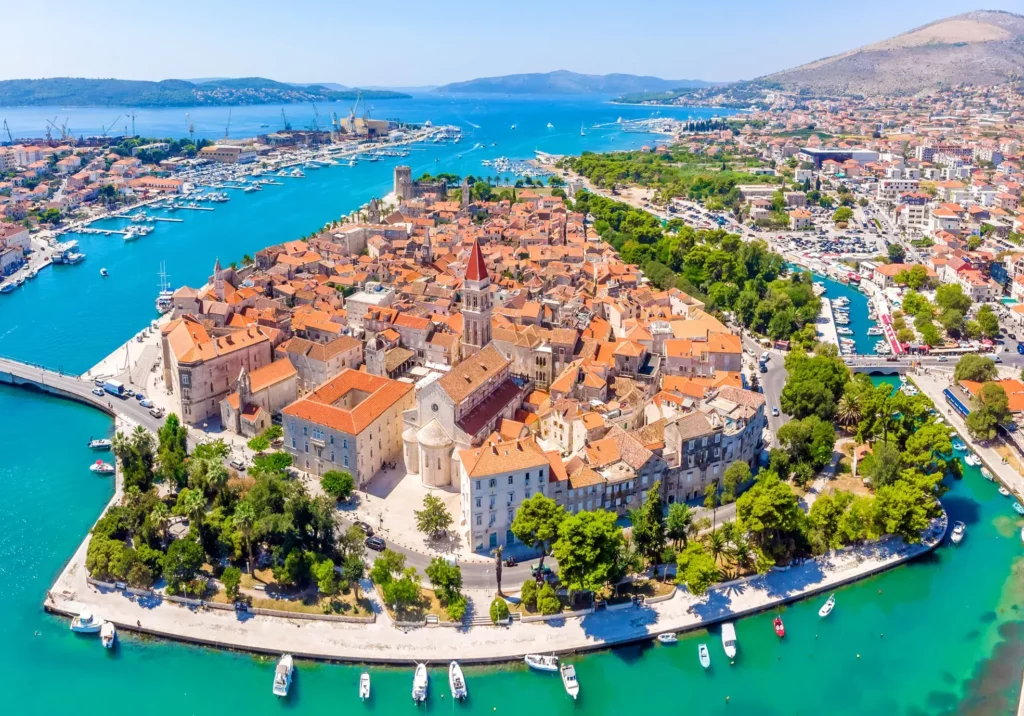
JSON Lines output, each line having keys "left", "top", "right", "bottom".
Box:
{"left": 465, "top": 239, "right": 488, "bottom": 282}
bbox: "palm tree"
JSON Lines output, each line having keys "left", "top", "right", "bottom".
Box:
{"left": 179, "top": 489, "right": 206, "bottom": 536}
{"left": 151, "top": 501, "right": 171, "bottom": 545}
{"left": 494, "top": 545, "right": 503, "bottom": 596}
{"left": 836, "top": 394, "right": 862, "bottom": 429}
{"left": 729, "top": 533, "right": 756, "bottom": 575}
{"left": 234, "top": 502, "right": 256, "bottom": 575}
{"left": 707, "top": 529, "right": 728, "bottom": 568}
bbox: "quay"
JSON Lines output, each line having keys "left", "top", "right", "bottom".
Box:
{"left": 816, "top": 297, "right": 840, "bottom": 349}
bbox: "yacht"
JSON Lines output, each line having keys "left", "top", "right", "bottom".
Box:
{"left": 412, "top": 663, "right": 428, "bottom": 704}
{"left": 964, "top": 453, "right": 981, "bottom": 467}
{"left": 819, "top": 593, "right": 836, "bottom": 618}
{"left": 546, "top": 122, "right": 554, "bottom": 129}
{"left": 302, "top": 162, "right": 320, "bottom": 170}
{"left": 837, "top": 327, "right": 854, "bottom": 336}
{"left": 70, "top": 611, "right": 102, "bottom": 633}
{"left": 272, "top": 654, "right": 294, "bottom": 697}
{"left": 348, "top": 158, "right": 358, "bottom": 167}
{"left": 657, "top": 633, "right": 678, "bottom": 644}
{"left": 510, "top": 124, "right": 517, "bottom": 130}
{"left": 867, "top": 327, "right": 883, "bottom": 336}
{"left": 952, "top": 439, "right": 966, "bottom": 452}
{"left": 449, "top": 661, "right": 468, "bottom": 701}
{"left": 88, "top": 438, "right": 112, "bottom": 450}
{"left": 359, "top": 672, "right": 370, "bottom": 701}
{"left": 950, "top": 521, "right": 966, "bottom": 545}
{"left": 290, "top": 168, "right": 305, "bottom": 178}
{"left": 560, "top": 663, "right": 579, "bottom": 700}
{"left": 721, "top": 622, "right": 737, "bottom": 660}
{"left": 100, "top": 621, "right": 116, "bottom": 649}
{"left": 89, "top": 460, "right": 115, "bottom": 475}
{"left": 525, "top": 654, "right": 559, "bottom": 672}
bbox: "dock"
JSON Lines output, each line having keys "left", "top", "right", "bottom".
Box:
{"left": 816, "top": 297, "right": 841, "bottom": 349}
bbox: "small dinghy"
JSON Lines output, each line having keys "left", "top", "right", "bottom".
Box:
{"left": 560, "top": 663, "right": 579, "bottom": 700}
{"left": 412, "top": 663, "right": 428, "bottom": 704}
{"left": 89, "top": 460, "right": 115, "bottom": 474}
{"left": 524, "top": 654, "right": 559, "bottom": 672}
{"left": 773, "top": 616, "right": 785, "bottom": 638}
{"left": 1000, "top": 487, "right": 1011, "bottom": 497}
{"left": 100, "top": 621, "right": 116, "bottom": 649}
{"left": 657, "top": 633, "right": 678, "bottom": 644}
{"left": 950, "top": 521, "right": 965, "bottom": 545}
{"left": 359, "top": 672, "right": 370, "bottom": 701}
{"left": 449, "top": 661, "right": 467, "bottom": 701}
{"left": 1014, "top": 502, "right": 1024, "bottom": 516}
{"left": 721, "top": 622, "right": 737, "bottom": 660}
{"left": 698, "top": 643, "right": 711, "bottom": 669}
{"left": 819, "top": 593, "right": 836, "bottom": 618}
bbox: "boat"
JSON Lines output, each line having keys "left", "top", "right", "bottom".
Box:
{"left": 412, "top": 663, "right": 428, "bottom": 704}
{"left": 100, "top": 621, "right": 116, "bottom": 649}
{"left": 290, "top": 168, "right": 305, "bottom": 178}
{"left": 964, "top": 454, "right": 981, "bottom": 467}
{"left": 70, "top": 610, "right": 102, "bottom": 633}
{"left": 999, "top": 487, "right": 1011, "bottom": 497}
{"left": 100, "top": 268, "right": 108, "bottom": 278}
{"left": 580, "top": 123, "right": 586, "bottom": 137}
{"left": 1020, "top": 526, "right": 1024, "bottom": 545}
{"left": 89, "top": 460, "right": 115, "bottom": 475}
{"left": 657, "top": 633, "right": 678, "bottom": 644}
{"left": 546, "top": 122, "right": 554, "bottom": 129}
{"left": 359, "top": 672, "right": 370, "bottom": 701}
{"left": 698, "top": 643, "right": 711, "bottom": 670}
{"left": 952, "top": 440, "right": 967, "bottom": 451}
{"left": 773, "top": 616, "right": 785, "bottom": 638}
{"left": 88, "top": 438, "right": 112, "bottom": 450}
{"left": 260, "top": 123, "right": 270, "bottom": 128}
{"left": 818, "top": 593, "right": 836, "bottom": 618}
{"left": 950, "top": 521, "right": 966, "bottom": 544}
{"left": 0, "top": 283, "right": 14, "bottom": 294}
{"left": 449, "top": 661, "right": 468, "bottom": 701}
{"left": 1013, "top": 502, "right": 1024, "bottom": 516}
{"left": 982, "top": 468, "right": 994, "bottom": 481}
{"left": 721, "top": 622, "right": 737, "bottom": 660}
{"left": 510, "top": 124, "right": 517, "bottom": 130}
{"left": 560, "top": 664, "right": 579, "bottom": 700}
{"left": 272, "top": 654, "right": 294, "bottom": 697}
{"left": 867, "top": 327, "right": 883, "bottom": 336}
{"left": 524, "top": 654, "right": 559, "bottom": 672}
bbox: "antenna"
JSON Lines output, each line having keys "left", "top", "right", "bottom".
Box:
{"left": 130, "top": 113, "right": 136, "bottom": 138}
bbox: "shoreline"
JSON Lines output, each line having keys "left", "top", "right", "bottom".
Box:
{"left": 43, "top": 512, "right": 946, "bottom": 665}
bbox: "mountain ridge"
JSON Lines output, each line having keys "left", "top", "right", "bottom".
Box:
{"left": 435, "top": 70, "right": 719, "bottom": 95}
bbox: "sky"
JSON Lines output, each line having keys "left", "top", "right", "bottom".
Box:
{"left": 3, "top": 1, "right": 1021, "bottom": 87}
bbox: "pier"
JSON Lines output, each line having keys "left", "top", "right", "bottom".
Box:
{"left": 816, "top": 297, "right": 841, "bottom": 348}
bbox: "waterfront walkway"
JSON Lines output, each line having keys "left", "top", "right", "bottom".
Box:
{"left": 816, "top": 297, "right": 840, "bottom": 349}
{"left": 45, "top": 514, "right": 945, "bottom": 664}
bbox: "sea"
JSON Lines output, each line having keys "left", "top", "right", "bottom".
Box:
{"left": 1, "top": 95, "right": 1022, "bottom": 714}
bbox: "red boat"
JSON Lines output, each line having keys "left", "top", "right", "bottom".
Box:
{"left": 773, "top": 616, "right": 785, "bottom": 638}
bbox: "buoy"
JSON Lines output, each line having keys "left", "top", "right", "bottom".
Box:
{"left": 857, "top": 654, "right": 861, "bottom": 658}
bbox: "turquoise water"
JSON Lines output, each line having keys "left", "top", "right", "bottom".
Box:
{"left": 2, "top": 98, "right": 1023, "bottom": 714}
{"left": 816, "top": 272, "right": 880, "bottom": 355}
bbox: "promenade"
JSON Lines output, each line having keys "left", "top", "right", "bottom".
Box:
{"left": 45, "top": 514, "right": 945, "bottom": 664}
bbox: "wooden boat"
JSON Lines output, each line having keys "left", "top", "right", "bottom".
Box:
{"left": 524, "top": 654, "right": 559, "bottom": 672}
{"left": 698, "top": 643, "right": 711, "bottom": 669}
{"left": 359, "top": 672, "right": 370, "bottom": 701}
{"left": 819, "top": 593, "right": 836, "bottom": 618}
{"left": 448, "top": 661, "right": 468, "bottom": 701}
{"left": 657, "top": 633, "right": 678, "bottom": 644}
{"left": 560, "top": 663, "right": 579, "bottom": 700}
{"left": 773, "top": 616, "right": 785, "bottom": 638}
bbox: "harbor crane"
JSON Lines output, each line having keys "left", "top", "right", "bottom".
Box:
{"left": 129, "top": 113, "right": 136, "bottom": 138}
{"left": 101, "top": 115, "right": 122, "bottom": 137}
{"left": 225, "top": 108, "right": 232, "bottom": 139}
{"left": 2, "top": 119, "right": 12, "bottom": 145}
{"left": 281, "top": 108, "right": 291, "bottom": 132}
{"left": 185, "top": 113, "right": 195, "bottom": 144}
{"left": 309, "top": 102, "right": 321, "bottom": 132}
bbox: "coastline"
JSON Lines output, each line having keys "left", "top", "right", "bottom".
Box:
{"left": 44, "top": 511, "right": 946, "bottom": 665}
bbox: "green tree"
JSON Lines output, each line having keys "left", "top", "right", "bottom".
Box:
{"left": 832, "top": 206, "right": 854, "bottom": 224}
{"left": 675, "top": 541, "right": 721, "bottom": 596}
{"left": 887, "top": 243, "right": 906, "bottom": 263}
{"left": 414, "top": 493, "right": 453, "bottom": 539}
{"left": 808, "top": 491, "right": 854, "bottom": 553}
{"left": 176, "top": 487, "right": 207, "bottom": 536}
{"left": 665, "top": 502, "right": 694, "bottom": 547}
{"left": 275, "top": 549, "right": 313, "bottom": 587}
{"left": 369, "top": 549, "right": 406, "bottom": 585}
{"left": 163, "top": 537, "right": 205, "bottom": 592}
{"left": 866, "top": 440, "right": 902, "bottom": 487}
{"left": 233, "top": 501, "right": 256, "bottom": 575}
{"left": 629, "top": 480, "right": 666, "bottom": 565}
{"left": 780, "top": 348, "right": 850, "bottom": 420}
{"left": 735, "top": 472, "right": 804, "bottom": 561}
{"left": 722, "top": 461, "right": 751, "bottom": 504}
{"left": 313, "top": 558, "right": 338, "bottom": 596}
{"left": 341, "top": 554, "right": 366, "bottom": 599}
{"left": 382, "top": 567, "right": 421, "bottom": 612}
{"left": 536, "top": 582, "right": 561, "bottom": 614}
{"left": 221, "top": 565, "right": 242, "bottom": 600}
{"left": 954, "top": 355, "right": 998, "bottom": 383}
{"left": 776, "top": 415, "right": 836, "bottom": 473}
{"left": 966, "top": 383, "right": 1011, "bottom": 441}
{"left": 976, "top": 305, "right": 1000, "bottom": 340}
{"left": 551, "top": 509, "right": 624, "bottom": 596}
{"left": 872, "top": 481, "right": 933, "bottom": 543}
{"left": 321, "top": 470, "right": 355, "bottom": 501}
{"left": 490, "top": 597, "right": 510, "bottom": 624}
{"left": 520, "top": 579, "right": 539, "bottom": 610}
{"left": 509, "top": 493, "right": 566, "bottom": 568}
{"left": 425, "top": 556, "right": 463, "bottom": 602}
{"left": 247, "top": 435, "right": 270, "bottom": 453}
{"left": 935, "top": 284, "right": 972, "bottom": 314}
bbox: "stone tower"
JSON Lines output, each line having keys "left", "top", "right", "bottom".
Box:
{"left": 232, "top": 366, "right": 251, "bottom": 434}
{"left": 394, "top": 165, "right": 413, "bottom": 202}
{"left": 461, "top": 176, "right": 471, "bottom": 210}
{"left": 367, "top": 197, "right": 381, "bottom": 224}
{"left": 213, "top": 257, "right": 225, "bottom": 301}
{"left": 420, "top": 228, "right": 433, "bottom": 266}
{"left": 365, "top": 334, "right": 387, "bottom": 376}
{"left": 461, "top": 239, "right": 492, "bottom": 359}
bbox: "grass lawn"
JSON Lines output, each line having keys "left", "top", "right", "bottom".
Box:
{"left": 211, "top": 584, "right": 372, "bottom": 616}
{"left": 378, "top": 586, "right": 453, "bottom": 622}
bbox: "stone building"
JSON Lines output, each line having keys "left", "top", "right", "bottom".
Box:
{"left": 220, "top": 358, "right": 299, "bottom": 437}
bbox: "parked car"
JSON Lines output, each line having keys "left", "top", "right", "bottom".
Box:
{"left": 365, "top": 536, "right": 386, "bottom": 552}
{"left": 139, "top": 399, "right": 154, "bottom": 408}
{"left": 135, "top": 393, "right": 146, "bottom": 401}
{"left": 355, "top": 521, "right": 374, "bottom": 536}
{"left": 149, "top": 407, "right": 165, "bottom": 418}
{"left": 772, "top": 407, "right": 780, "bottom": 417}
{"left": 229, "top": 458, "right": 246, "bottom": 471}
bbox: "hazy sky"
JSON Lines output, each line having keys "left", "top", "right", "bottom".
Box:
{"left": 4, "top": 1, "right": 1020, "bottom": 86}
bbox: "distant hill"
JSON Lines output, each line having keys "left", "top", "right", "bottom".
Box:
{"left": 0, "top": 77, "right": 409, "bottom": 107}
{"left": 436, "top": 70, "right": 717, "bottom": 95}
{"left": 756, "top": 10, "right": 1024, "bottom": 96}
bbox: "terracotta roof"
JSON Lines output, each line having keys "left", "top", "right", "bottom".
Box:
{"left": 282, "top": 369, "right": 413, "bottom": 435}
{"left": 438, "top": 344, "right": 508, "bottom": 403}
{"left": 247, "top": 357, "right": 297, "bottom": 393}
{"left": 459, "top": 437, "right": 548, "bottom": 478}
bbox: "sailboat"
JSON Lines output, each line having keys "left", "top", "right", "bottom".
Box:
{"left": 156, "top": 262, "right": 173, "bottom": 314}
{"left": 580, "top": 123, "right": 586, "bottom": 136}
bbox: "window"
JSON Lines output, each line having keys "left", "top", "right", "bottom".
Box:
{"left": 304, "top": 442, "right": 309, "bottom": 453}
{"left": 343, "top": 438, "right": 348, "bottom": 449}
{"left": 330, "top": 435, "right": 334, "bottom": 444}
{"left": 303, "top": 426, "right": 308, "bottom": 436}
{"left": 437, "top": 458, "right": 441, "bottom": 470}
{"left": 525, "top": 488, "right": 531, "bottom": 499}
{"left": 489, "top": 479, "right": 496, "bottom": 489}
{"left": 507, "top": 509, "right": 514, "bottom": 523}
{"left": 330, "top": 452, "right": 334, "bottom": 462}
{"left": 508, "top": 476, "right": 514, "bottom": 485}
{"left": 539, "top": 469, "right": 545, "bottom": 480}
{"left": 343, "top": 455, "right": 349, "bottom": 467}
{"left": 476, "top": 480, "right": 481, "bottom": 491}
{"left": 291, "top": 437, "right": 296, "bottom": 448}
{"left": 475, "top": 514, "right": 482, "bottom": 526}
{"left": 507, "top": 491, "right": 514, "bottom": 505}
{"left": 475, "top": 497, "right": 481, "bottom": 508}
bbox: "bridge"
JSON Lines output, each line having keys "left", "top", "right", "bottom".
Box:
{"left": 0, "top": 355, "right": 165, "bottom": 432}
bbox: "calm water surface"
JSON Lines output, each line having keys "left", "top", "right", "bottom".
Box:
{"left": 0, "top": 98, "right": 1022, "bottom": 714}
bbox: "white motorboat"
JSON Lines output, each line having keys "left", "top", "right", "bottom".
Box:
{"left": 952, "top": 440, "right": 967, "bottom": 451}
{"left": 698, "top": 643, "right": 711, "bottom": 669}
{"left": 819, "top": 593, "right": 836, "bottom": 618}
{"left": 950, "top": 521, "right": 966, "bottom": 545}
{"left": 88, "top": 438, "right": 112, "bottom": 450}
{"left": 547, "top": 122, "right": 554, "bottom": 128}
{"left": 1020, "top": 526, "right": 1024, "bottom": 545}
{"left": 359, "top": 672, "right": 370, "bottom": 701}
{"left": 272, "top": 654, "right": 294, "bottom": 697}
{"left": 560, "top": 663, "right": 579, "bottom": 700}
{"left": 100, "top": 268, "right": 108, "bottom": 277}
{"left": 89, "top": 460, "right": 115, "bottom": 475}
{"left": 981, "top": 468, "right": 993, "bottom": 481}
{"left": 449, "top": 661, "right": 468, "bottom": 701}
{"left": 412, "top": 663, "right": 428, "bottom": 703}
{"left": 70, "top": 611, "right": 102, "bottom": 633}
{"left": 657, "top": 633, "right": 678, "bottom": 644}
{"left": 999, "top": 487, "right": 1011, "bottom": 497}
{"left": 721, "top": 622, "right": 737, "bottom": 660}
{"left": 524, "top": 654, "right": 559, "bottom": 672}
{"left": 100, "top": 621, "right": 116, "bottom": 649}
{"left": 964, "top": 454, "right": 981, "bottom": 467}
